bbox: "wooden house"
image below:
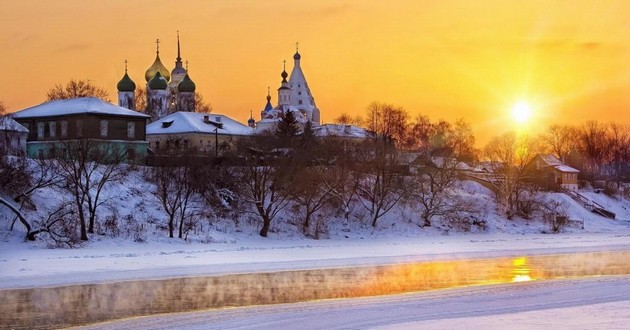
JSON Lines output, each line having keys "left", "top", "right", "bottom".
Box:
{"left": 11, "top": 97, "right": 149, "bottom": 163}
{"left": 526, "top": 154, "right": 579, "bottom": 191}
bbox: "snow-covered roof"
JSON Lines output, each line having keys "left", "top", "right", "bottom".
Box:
{"left": 312, "top": 124, "right": 370, "bottom": 139}
{"left": 0, "top": 116, "right": 29, "bottom": 133}
{"left": 11, "top": 97, "right": 150, "bottom": 119}
{"left": 147, "top": 111, "right": 254, "bottom": 136}
{"left": 538, "top": 154, "right": 579, "bottom": 173}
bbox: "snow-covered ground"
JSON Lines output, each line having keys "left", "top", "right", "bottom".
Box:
{"left": 2, "top": 164, "right": 630, "bottom": 328}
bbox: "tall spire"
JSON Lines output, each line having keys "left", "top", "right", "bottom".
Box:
{"left": 156, "top": 38, "right": 160, "bottom": 55}
{"left": 176, "top": 30, "right": 181, "bottom": 62}
{"left": 124, "top": 59, "right": 128, "bottom": 74}
{"left": 170, "top": 31, "right": 186, "bottom": 81}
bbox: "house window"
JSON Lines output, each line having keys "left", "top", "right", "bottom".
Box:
{"left": 127, "top": 122, "right": 135, "bottom": 139}
{"left": 100, "top": 120, "right": 108, "bottom": 137}
{"left": 48, "top": 122, "right": 56, "bottom": 138}
{"left": 60, "top": 121, "right": 68, "bottom": 137}
{"left": 76, "top": 120, "right": 83, "bottom": 137}
{"left": 37, "top": 122, "right": 45, "bottom": 139}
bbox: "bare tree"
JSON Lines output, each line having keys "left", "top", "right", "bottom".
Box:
{"left": 358, "top": 103, "right": 411, "bottom": 227}
{"left": 483, "top": 132, "right": 541, "bottom": 219}
{"left": 366, "top": 102, "right": 409, "bottom": 149}
{"left": 46, "top": 79, "right": 110, "bottom": 102}
{"left": 356, "top": 140, "right": 408, "bottom": 227}
{"left": 577, "top": 120, "right": 609, "bottom": 181}
{"left": 321, "top": 141, "right": 363, "bottom": 224}
{"left": 233, "top": 134, "right": 292, "bottom": 237}
{"left": 52, "top": 140, "right": 128, "bottom": 240}
{"left": 449, "top": 119, "right": 477, "bottom": 161}
{"left": 0, "top": 101, "right": 7, "bottom": 115}
{"left": 333, "top": 113, "right": 364, "bottom": 126}
{"left": 194, "top": 92, "right": 212, "bottom": 113}
{"left": 606, "top": 122, "right": 630, "bottom": 188}
{"left": 0, "top": 156, "right": 64, "bottom": 241}
{"left": 289, "top": 166, "right": 337, "bottom": 236}
{"left": 409, "top": 156, "right": 460, "bottom": 227}
{"left": 540, "top": 124, "right": 578, "bottom": 163}
{"left": 134, "top": 88, "right": 147, "bottom": 112}
{"left": 148, "top": 164, "right": 201, "bottom": 239}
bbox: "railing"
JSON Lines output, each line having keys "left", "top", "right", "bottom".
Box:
{"left": 561, "top": 188, "right": 616, "bottom": 219}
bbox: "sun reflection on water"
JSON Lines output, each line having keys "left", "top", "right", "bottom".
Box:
{"left": 512, "top": 257, "right": 533, "bottom": 282}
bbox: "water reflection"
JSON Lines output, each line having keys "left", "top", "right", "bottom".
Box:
{"left": 2, "top": 250, "right": 629, "bottom": 328}
{"left": 512, "top": 257, "right": 533, "bottom": 282}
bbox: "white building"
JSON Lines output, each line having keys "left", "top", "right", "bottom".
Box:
{"left": 146, "top": 111, "right": 253, "bottom": 155}
{"left": 256, "top": 47, "right": 321, "bottom": 131}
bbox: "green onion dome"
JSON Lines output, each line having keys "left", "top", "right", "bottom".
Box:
{"left": 116, "top": 73, "right": 136, "bottom": 92}
{"left": 148, "top": 71, "right": 168, "bottom": 90}
{"left": 177, "top": 74, "right": 196, "bottom": 93}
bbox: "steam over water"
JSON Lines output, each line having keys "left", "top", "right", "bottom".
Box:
{"left": 1, "top": 250, "right": 629, "bottom": 329}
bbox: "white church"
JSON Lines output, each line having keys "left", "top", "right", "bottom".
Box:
{"left": 252, "top": 46, "right": 321, "bottom": 131}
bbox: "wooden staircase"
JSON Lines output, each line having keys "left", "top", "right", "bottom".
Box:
{"left": 562, "top": 189, "right": 616, "bottom": 219}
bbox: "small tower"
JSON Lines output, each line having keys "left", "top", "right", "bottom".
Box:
{"left": 147, "top": 71, "right": 169, "bottom": 121}
{"left": 177, "top": 73, "right": 196, "bottom": 112}
{"left": 277, "top": 61, "right": 291, "bottom": 107}
{"left": 259, "top": 87, "right": 273, "bottom": 120}
{"left": 248, "top": 110, "right": 256, "bottom": 128}
{"left": 117, "top": 60, "right": 136, "bottom": 110}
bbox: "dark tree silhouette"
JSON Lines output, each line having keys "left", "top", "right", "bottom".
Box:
{"left": 46, "top": 79, "right": 110, "bottom": 102}
{"left": 275, "top": 110, "right": 300, "bottom": 138}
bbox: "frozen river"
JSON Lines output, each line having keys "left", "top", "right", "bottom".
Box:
{"left": 78, "top": 276, "right": 630, "bottom": 330}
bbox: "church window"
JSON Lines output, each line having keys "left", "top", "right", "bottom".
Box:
{"left": 299, "top": 100, "right": 303, "bottom": 105}
{"left": 298, "top": 91, "right": 302, "bottom": 95}
{"left": 298, "top": 84, "right": 301, "bottom": 88}
{"left": 60, "top": 121, "right": 68, "bottom": 137}
{"left": 37, "top": 122, "right": 45, "bottom": 139}
{"left": 127, "top": 122, "right": 135, "bottom": 139}
{"left": 48, "top": 122, "right": 56, "bottom": 138}
{"left": 100, "top": 120, "right": 108, "bottom": 137}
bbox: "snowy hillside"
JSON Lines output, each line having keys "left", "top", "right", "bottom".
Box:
{"left": 2, "top": 165, "right": 629, "bottom": 247}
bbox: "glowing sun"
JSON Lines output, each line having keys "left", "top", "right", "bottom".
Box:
{"left": 511, "top": 101, "right": 532, "bottom": 124}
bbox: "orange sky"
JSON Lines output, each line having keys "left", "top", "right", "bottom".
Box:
{"left": 2, "top": 0, "right": 630, "bottom": 144}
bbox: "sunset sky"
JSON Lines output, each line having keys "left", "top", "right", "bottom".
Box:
{"left": 2, "top": 0, "right": 630, "bottom": 144}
